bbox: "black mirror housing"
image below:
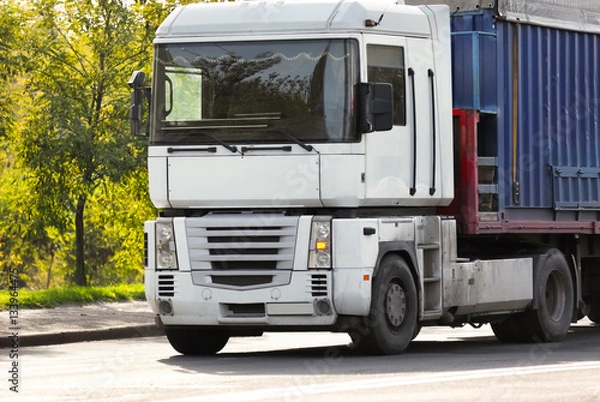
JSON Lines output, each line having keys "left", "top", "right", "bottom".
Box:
{"left": 129, "top": 70, "right": 145, "bottom": 90}
{"left": 129, "top": 71, "right": 149, "bottom": 137}
{"left": 358, "top": 83, "right": 393, "bottom": 133}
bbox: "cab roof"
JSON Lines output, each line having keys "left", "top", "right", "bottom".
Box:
{"left": 155, "top": 0, "right": 434, "bottom": 41}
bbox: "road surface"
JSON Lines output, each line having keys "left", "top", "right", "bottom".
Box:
{"left": 5, "top": 321, "right": 600, "bottom": 401}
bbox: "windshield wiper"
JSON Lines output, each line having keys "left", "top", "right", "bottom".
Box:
{"left": 266, "top": 129, "right": 314, "bottom": 152}
{"left": 162, "top": 126, "right": 239, "bottom": 153}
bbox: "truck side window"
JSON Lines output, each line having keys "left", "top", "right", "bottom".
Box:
{"left": 367, "top": 45, "right": 406, "bottom": 126}
{"left": 164, "top": 67, "right": 203, "bottom": 121}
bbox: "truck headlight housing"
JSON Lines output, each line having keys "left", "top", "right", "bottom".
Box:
{"left": 309, "top": 217, "right": 332, "bottom": 269}
{"left": 156, "top": 219, "right": 178, "bottom": 270}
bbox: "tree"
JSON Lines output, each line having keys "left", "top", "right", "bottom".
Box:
{"left": 0, "top": 1, "right": 56, "bottom": 289}
{"left": 1, "top": 0, "right": 206, "bottom": 287}
{"left": 10, "top": 0, "right": 150, "bottom": 285}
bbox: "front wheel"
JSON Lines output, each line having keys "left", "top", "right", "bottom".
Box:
{"left": 357, "top": 255, "right": 418, "bottom": 355}
{"left": 165, "top": 327, "right": 230, "bottom": 355}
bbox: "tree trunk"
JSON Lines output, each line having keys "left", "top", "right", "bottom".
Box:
{"left": 74, "top": 195, "right": 87, "bottom": 286}
{"left": 46, "top": 252, "right": 55, "bottom": 289}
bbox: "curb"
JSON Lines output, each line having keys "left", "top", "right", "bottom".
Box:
{"left": 1, "top": 325, "right": 165, "bottom": 348}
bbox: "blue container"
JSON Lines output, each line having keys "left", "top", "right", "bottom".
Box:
{"left": 450, "top": 9, "right": 600, "bottom": 225}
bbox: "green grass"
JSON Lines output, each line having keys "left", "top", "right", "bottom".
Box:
{"left": 0, "top": 283, "right": 145, "bottom": 310}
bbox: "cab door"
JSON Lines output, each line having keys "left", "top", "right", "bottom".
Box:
{"left": 363, "top": 34, "right": 439, "bottom": 206}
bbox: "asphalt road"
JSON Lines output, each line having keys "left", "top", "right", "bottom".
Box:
{"left": 6, "top": 321, "right": 600, "bottom": 402}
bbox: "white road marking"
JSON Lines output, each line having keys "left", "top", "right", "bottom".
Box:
{"left": 169, "top": 361, "right": 600, "bottom": 402}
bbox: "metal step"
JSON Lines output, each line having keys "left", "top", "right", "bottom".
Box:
{"left": 478, "top": 184, "right": 498, "bottom": 194}
{"left": 417, "top": 243, "right": 440, "bottom": 250}
{"left": 477, "top": 156, "right": 498, "bottom": 167}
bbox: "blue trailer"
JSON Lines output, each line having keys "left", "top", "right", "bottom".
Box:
{"left": 438, "top": 1, "right": 600, "bottom": 230}
{"left": 421, "top": 0, "right": 600, "bottom": 324}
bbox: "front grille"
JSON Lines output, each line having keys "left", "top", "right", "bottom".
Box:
{"left": 225, "top": 303, "right": 265, "bottom": 317}
{"left": 310, "top": 274, "right": 328, "bottom": 297}
{"left": 187, "top": 215, "right": 298, "bottom": 272}
{"left": 158, "top": 274, "right": 175, "bottom": 297}
{"left": 211, "top": 275, "right": 273, "bottom": 287}
{"left": 207, "top": 229, "right": 280, "bottom": 270}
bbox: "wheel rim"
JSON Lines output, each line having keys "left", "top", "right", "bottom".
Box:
{"left": 546, "top": 270, "right": 566, "bottom": 323}
{"left": 385, "top": 282, "right": 407, "bottom": 329}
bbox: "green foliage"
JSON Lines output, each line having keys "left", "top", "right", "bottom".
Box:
{"left": 0, "top": 283, "right": 145, "bottom": 309}
{"left": 0, "top": 0, "right": 197, "bottom": 288}
{"left": 84, "top": 169, "right": 156, "bottom": 284}
{"left": 0, "top": 0, "right": 224, "bottom": 289}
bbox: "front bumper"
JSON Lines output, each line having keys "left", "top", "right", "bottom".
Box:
{"left": 146, "top": 270, "right": 337, "bottom": 327}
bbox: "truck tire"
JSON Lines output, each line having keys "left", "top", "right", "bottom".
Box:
{"left": 491, "top": 314, "right": 526, "bottom": 342}
{"left": 165, "top": 327, "right": 229, "bottom": 355}
{"left": 492, "top": 249, "right": 573, "bottom": 343}
{"left": 518, "top": 249, "right": 574, "bottom": 342}
{"left": 588, "top": 296, "right": 600, "bottom": 324}
{"left": 359, "top": 255, "right": 418, "bottom": 355}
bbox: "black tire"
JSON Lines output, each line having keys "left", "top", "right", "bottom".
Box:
{"left": 491, "top": 314, "right": 526, "bottom": 343}
{"left": 412, "top": 323, "right": 422, "bottom": 341}
{"left": 518, "top": 249, "right": 574, "bottom": 342}
{"left": 360, "top": 255, "right": 418, "bottom": 355}
{"left": 588, "top": 295, "right": 600, "bottom": 324}
{"left": 165, "top": 327, "right": 230, "bottom": 355}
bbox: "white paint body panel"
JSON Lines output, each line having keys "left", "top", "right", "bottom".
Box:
{"left": 167, "top": 154, "right": 321, "bottom": 209}
{"left": 320, "top": 154, "right": 365, "bottom": 207}
{"left": 149, "top": 270, "right": 337, "bottom": 326}
{"left": 444, "top": 259, "right": 534, "bottom": 315}
{"left": 151, "top": 1, "right": 453, "bottom": 209}
{"left": 155, "top": 0, "right": 429, "bottom": 40}
{"left": 331, "top": 219, "right": 379, "bottom": 315}
{"left": 333, "top": 269, "right": 373, "bottom": 316}
{"left": 333, "top": 219, "right": 379, "bottom": 269}
{"left": 147, "top": 156, "right": 169, "bottom": 208}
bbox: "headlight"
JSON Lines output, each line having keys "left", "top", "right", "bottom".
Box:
{"left": 158, "top": 226, "right": 173, "bottom": 242}
{"left": 156, "top": 220, "right": 178, "bottom": 270}
{"left": 309, "top": 217, "right": 332, "bottom": 269}
{"left": 315, "top": 224, "right": 330, "bottom": 241}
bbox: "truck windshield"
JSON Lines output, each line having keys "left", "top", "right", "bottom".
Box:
{"left": 150, "top": 39, "right": 359, "bottom": 146}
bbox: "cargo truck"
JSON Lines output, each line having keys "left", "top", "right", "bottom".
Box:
{"left": 130, "top": 0, "right": 600, "bottom": 355}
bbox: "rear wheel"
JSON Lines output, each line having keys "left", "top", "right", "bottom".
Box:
{"left": 528, "top": 249, "right": 574, "bottom": 342}
{"left": 493, "top": 249, "right": 573, "bottom": 343}
{"left": 491, "top": 314, "right": 526, "bottom": 342}
{"left": 165, "top": 327, "right": 230, "bottom": 355}
{"left": 357, "top": 255, "right": 418, "bottom": 355}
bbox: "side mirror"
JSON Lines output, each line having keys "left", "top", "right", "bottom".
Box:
{"left": 358, "top": 83, "right": 393, "bottom": 133}
{"left": 128, "top": 71, "right": 149, "bottom": 137}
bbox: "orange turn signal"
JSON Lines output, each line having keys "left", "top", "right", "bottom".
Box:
{"left": 316, "top": 241, "right": 328, "bottom": 250}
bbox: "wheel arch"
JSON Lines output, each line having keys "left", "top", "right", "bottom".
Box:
{"left": 565, "top": 251, "right": 582, "bottom": 320}
{"left": 374, "top": 241, "right": 420, "bottom": 295}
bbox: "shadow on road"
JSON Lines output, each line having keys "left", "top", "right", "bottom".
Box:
{"left": 157, "top": 324, "right": 600, "bottom": 377}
